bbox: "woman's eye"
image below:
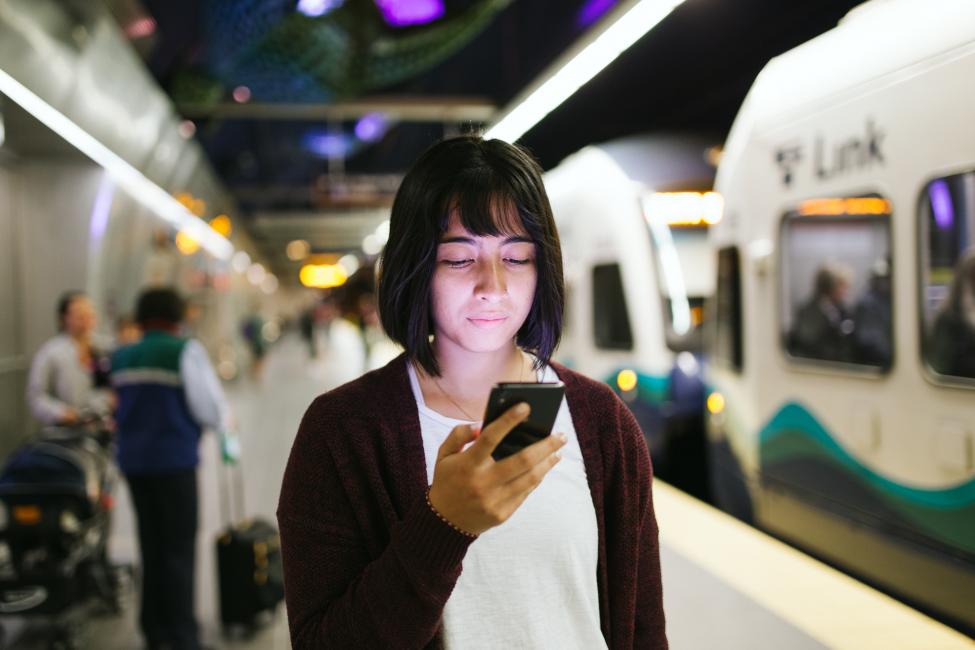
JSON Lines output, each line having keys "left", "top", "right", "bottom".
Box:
{"left": 504, "top": 258, "right": 532, "bottom": 266}
{"left": 442, "top": 259, "right": 474, "bottom": 268}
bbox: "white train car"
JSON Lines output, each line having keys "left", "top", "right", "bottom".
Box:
{"left": 545, "top": 135, "right": 718, "bottom": 496}
{"left": 706, "top": 0, "right": 975, "bottom": 630}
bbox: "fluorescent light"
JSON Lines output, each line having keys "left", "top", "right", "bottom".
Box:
{"left": 485, "top": 0, "right": 684, "bottom": 142}
{"left": 0, "top": 68, "right": 233, "bottom": 260}
{"left": 643, "top": 195, "right": 691, "bottom": 335}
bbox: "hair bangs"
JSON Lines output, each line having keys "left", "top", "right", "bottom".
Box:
{"left": 442, "top": 173, "right": 536, "bottom": 240}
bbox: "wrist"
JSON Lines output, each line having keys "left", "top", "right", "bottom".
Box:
{"left": 426, "top": 488, "right": 478, "bottom": 539}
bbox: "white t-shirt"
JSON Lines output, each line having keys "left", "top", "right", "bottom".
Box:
{"left": 408, "top": 362, "right": 607, "bottom": 650}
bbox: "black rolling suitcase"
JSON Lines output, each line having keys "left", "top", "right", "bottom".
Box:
{"left": 216, "top": 518, "right": 284, "bottom": 628}
{"left": 215, "top": 442, "right": 284, "bottom": 631}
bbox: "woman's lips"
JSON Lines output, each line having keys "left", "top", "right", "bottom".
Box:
{"left": 467, "top": 315, "right": 509, "bottom": 328}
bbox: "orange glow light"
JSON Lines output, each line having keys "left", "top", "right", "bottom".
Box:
{"left": 13, "top": 505, "right": 42, "bottom": 525}
{"left": 210, "top": 214, "right": 232, "bottom": 237}
{"left": 644, "top": 191, "right": 724, "bottom": 227}
{"left": 175, "top": 230, "right": 200, "bottom": 255}
{"left": 300, "top": 264, "right": 348, "bottom": 289}
{"left": 798, "top": 197, "right": 891, "bottom": 217}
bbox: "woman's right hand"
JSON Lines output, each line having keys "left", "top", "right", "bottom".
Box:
{"left": 427, "top": 403, "right": 567, "bottom": 536}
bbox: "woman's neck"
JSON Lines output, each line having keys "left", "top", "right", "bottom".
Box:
{"left": 67, "top": 331, "right": 90, "bottom": 346}
{"left": 418, "top": 341, "right": 533, "bottom": 420}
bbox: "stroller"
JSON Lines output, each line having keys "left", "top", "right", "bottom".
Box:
{"left": 0, "top": 416, "right": 127, "bottom": 649}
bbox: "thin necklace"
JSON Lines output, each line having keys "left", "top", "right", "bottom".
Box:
{"left": 431, "top": 351, "right": 529, "bottom": 421}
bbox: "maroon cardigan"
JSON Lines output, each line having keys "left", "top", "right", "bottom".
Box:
{"left": 277, "top": 354, "right": 667, "bottom": 649}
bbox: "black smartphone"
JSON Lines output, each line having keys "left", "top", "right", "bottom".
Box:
{"left": 483, "top": 382, "right": 565, "bottom": 461}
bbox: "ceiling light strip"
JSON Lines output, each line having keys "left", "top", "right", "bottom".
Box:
{"left": 485, "top": 0, "right": 684, "bottom": 143}
{"left": 0, "top": 68, "right": 233, "bottom": 260}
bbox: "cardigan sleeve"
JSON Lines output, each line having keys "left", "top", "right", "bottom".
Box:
{"left": 616, "top": 398, "right": 669, "bottom": 649}
{"left": 277, "top": 399, "right": 475, "bottom": 649}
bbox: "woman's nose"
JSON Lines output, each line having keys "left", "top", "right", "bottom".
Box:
{"left": 474, "top": 259, "right": 506, "bottom": 300}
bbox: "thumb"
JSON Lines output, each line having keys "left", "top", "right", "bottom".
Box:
{"left": 437, "top": 424, "right": 479, "bottom": 463}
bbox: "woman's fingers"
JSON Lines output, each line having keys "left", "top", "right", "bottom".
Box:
{"left": 469, "top": 402, "right": 530, "bottom": 463}
{"left": 436, "top": 424, "right": 478, "bottom": 463}
{"left": 491, "top": 432, "right": 566, "bottom": 483}
{"left": 500, "top": 451, "right": 562, "bottom": 506}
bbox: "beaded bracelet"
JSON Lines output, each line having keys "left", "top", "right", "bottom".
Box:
{"left": 425, "top": 488, "right": 478, "bottom": 539}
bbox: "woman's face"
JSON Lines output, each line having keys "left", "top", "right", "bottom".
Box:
{"left": 63, "top": 297, "right": 96, "bottom": 337}
{"left": 430, "top": 210, "right": 537, "bottom": 356}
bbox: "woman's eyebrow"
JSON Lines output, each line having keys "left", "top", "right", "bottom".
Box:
{"left": 438, "top": 234, "right": 532, "bottom": 245}
{"left": 439, "top": 235, "right": 476, "bottom": 244}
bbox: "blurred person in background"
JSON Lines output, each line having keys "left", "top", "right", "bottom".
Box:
{"left": 241, "top": 311, "right": 267, "bottom": 379}
{"left": 27, "top": 291, "right": 114, "bottom": 427}
{"left": 299, "top": 304, "right": 317, "bottom": 359}
{"left": 112, "top": 287, "right": 230, "bottom": 650}
{"left": 929, "top": 249, "right": 975, "bottom": 378}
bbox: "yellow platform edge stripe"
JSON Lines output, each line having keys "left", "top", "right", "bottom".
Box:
{"left": 653, "top": 480, "right": 975, "bottom": 650}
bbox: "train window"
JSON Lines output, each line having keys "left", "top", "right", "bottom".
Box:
{"left": 779, "top": 197, "right": 893, "bottom": 370}
{"left": 919, "top": 172, "right": 975, "bottom": 382}
{"left": 713, "top": 247, "right": 743, "bottom": 371}
{"left": 592, "top": 263, "right": 634, "bottom": 350}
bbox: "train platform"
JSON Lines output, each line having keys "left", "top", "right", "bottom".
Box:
{"left": 3, "top": 334, "right": 971, "bottom": 650}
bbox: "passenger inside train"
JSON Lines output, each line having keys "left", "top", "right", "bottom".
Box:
{"left": 787, "top": 263, "right": 857, "bottom": 363}
{"left": 928, "top": 249, "right": 975, "bottom": 378}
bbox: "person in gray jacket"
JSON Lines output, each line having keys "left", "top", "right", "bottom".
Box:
{"left": 26, "top": 291, "right": 114, "bottom": 426}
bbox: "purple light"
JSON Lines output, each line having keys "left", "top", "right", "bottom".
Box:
{"left": 297, "top": 0, "right": 344, "bottom": 18}
{"left": 303, "top": 132, "right": 349, "bottom": 158}
{"left": 374, "top": 0, "right": 444, "bottom": 27}
{"left": 88, "top": 177, "right": 115, "bottom": 245}
{"left": 355, "top": 113, "right": 388, "bottom": 142}
{"left": 576, "top": 0, "right": 617, "bottom": 28}
{"left": 929, "top": 179, "right": 954, "bottom": 230}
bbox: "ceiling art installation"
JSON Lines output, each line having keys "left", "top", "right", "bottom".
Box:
{"left": 171, "top": 0, "right": 514, "bottom": 105}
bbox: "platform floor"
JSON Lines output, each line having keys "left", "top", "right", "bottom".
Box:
{"left": 4, "top": 333, "right": 972, "bottom": 649}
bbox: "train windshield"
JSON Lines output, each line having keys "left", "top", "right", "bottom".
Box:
{"left": 642, "top": 192, "right": 717, "bottom": 353}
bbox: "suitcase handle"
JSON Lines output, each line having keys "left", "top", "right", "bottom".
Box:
{"left": 217, "top": 430, "right": 246, "bottom": 526}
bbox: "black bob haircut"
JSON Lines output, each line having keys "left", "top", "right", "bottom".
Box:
{"left": 136, "top": 288, "right": 185, "bottom": 328}
{"left": 377, "top": 136, "right": 564, "bottom": 377}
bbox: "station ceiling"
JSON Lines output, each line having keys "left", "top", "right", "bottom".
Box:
{"left": 117, "top": 0, "right": 864, "bottom": 275}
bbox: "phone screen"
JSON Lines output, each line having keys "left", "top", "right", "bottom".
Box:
{"left": 483, "top": 382, "right": 565, "bottom": 461}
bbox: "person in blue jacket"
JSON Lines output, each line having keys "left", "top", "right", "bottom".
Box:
{"left": 112, "top": 287, "right": 229, "bottom": 650}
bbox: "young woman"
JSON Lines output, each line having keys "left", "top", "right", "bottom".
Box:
{"left": 277, "top": 136, "right": 667, "bottom": 649}
{"left": 27, "top": 291, "right": 114, "bottom": 426}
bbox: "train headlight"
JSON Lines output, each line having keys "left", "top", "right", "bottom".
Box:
{"left": 60, "top": 510, "right": 81, "bottom": 535}
{"left": 616, "top": 369, "right": 638, "bottom": 393}
{"left": 706, "top": 392, "right": 726, "bottom": 415}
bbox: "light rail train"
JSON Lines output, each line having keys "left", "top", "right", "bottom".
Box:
{"left": 545, "top": 134, "right": 719, "bottom": 497}
{"left": 705, "top": 0, "right": 975, "bottom": 631}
